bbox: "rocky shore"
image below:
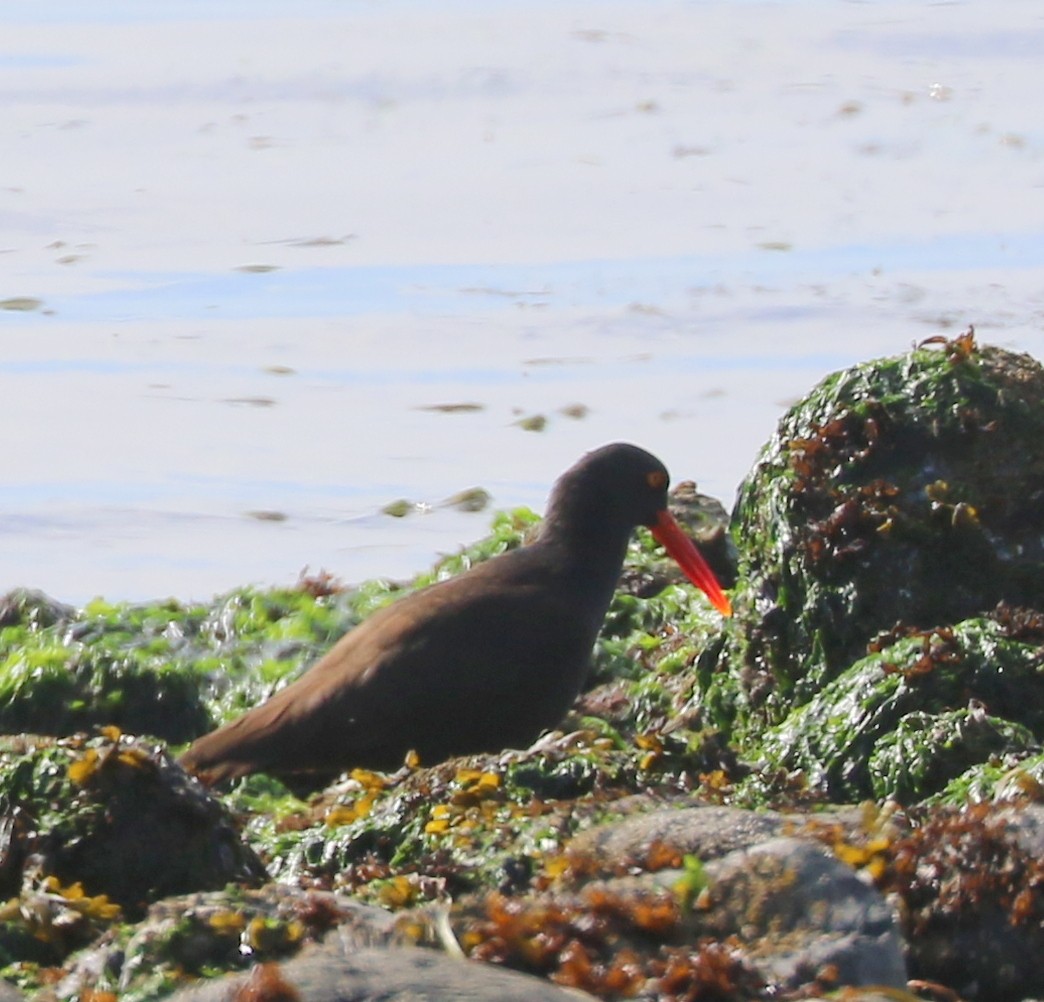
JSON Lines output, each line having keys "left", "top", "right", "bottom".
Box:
{"left": 1, "top": 333, "right": 1042, "bottom": 1001}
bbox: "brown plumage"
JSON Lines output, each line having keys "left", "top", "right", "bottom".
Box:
{"left": 179, "top": 443, "right": 731, "bottom": 787}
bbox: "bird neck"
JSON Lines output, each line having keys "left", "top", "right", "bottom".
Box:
{"left": 536, "top": 501, "right": 636, "bottom": 595}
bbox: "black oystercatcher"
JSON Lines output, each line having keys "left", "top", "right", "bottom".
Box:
{"left": 180, "top": 443, "right": 731, "bottom": 786}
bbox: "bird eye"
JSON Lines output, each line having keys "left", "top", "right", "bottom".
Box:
{"left": 646, "top": 471, "right": 668, "bottom": 490}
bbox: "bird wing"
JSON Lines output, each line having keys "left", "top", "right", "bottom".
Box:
{"left": 180, "top": 558, "right": 592, "bottom": 783}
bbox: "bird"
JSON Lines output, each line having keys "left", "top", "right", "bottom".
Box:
{"left": 179, "top": 443, "right": 731, "bottom": 787}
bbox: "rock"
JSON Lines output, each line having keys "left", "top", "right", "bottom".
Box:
{"left": 449, "top": 804, "right": 906, "bottom": 997}
{"left": 696, "top": 338, "right": 1044, "bottom": 803}
{"left": 758, "top": 617, "right": 1044, "bottom": 800}
{"left": 566, "top": 804, "right": 787, "bottom": 861}
{"left": 164, "top": 938, "right": 597, "bottom": 1001}
{"left": 57, "top": 884, "right": 398, "bottom": 1000}
{"left": 0, "top": 730, "right": 266, "bottom": 917}
{"left": 1004, "top": 801, "right": 1044, "bottom": 855}
{"left": 882, "top": 801, "right": 1044, "bottom": 1002}
{"left": 697, "top": 836, "right": 906, "bottom": 990}
{"left": 0, "top": 589, "right": 76, "bottom": 630}
{"left": 706, "top": 339, "right": 1044, "bottom": 739}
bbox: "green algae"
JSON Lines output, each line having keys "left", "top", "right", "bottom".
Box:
{"left": 756, "top": 616, "right": 1044, "bottom": 802}
{"left": 869, "top": 708, "right": 1037, "bottom": 805}
{"left": 937, "top": 748, "right": 1044, "bottom": 805}
{"left": 250, "top": 721, "right": 728, "bottom": 907}
{"left": 0, "top": 584, "right": 375, "bottom": 743}
{"left": 702, "top": 341, "right": 1044, "bottom": 747}
{"left": 0, "top": 641, "right": 210, "bottom": 743}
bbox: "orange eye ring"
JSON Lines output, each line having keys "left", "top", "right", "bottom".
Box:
{"left": 646, "top": 470, "right": 668, "bottom": 490}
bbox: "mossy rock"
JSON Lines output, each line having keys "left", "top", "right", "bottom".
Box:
{"left": 941, "top": 747, "right": 1044, "bottom": 804}
{"left": 0, "top": 730, "right": 266, "bottom": 918}
{"left": 246, "top": 722, "right": 732, "bottom": 905}
{"left": 0, "top": 586, "right": 372, "bottom": 744}
{"left": 757, "top": 616, "right": 1044, "bottom": 801}
{"left": 702, "top": 339, "right": 1044, "bottom": 740}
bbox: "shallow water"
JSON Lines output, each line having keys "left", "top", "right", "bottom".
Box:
{"left": 3, "top": 1, "right": 1044, "bottom": 603}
